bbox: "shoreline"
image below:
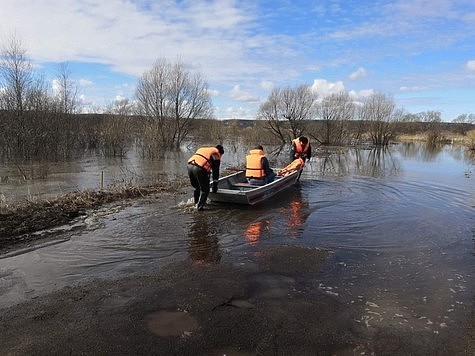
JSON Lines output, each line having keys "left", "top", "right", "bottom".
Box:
{"left": 0, "top": 180, "right": 188, "bottom": 255}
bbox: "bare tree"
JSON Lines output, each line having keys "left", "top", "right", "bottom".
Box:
{"left": 316, "top": 91, "right": 354, "bottom": 145}
{"left": 135, "top": 58, "right": 213, "bottom": 150}
{"left": 104, "top": 96, "right": 135, "bottom": 116}
{"left": 0, "top": 34, "right": 34, "bottom": 112}
{"left": 417, "top": 110, "right": 442, "bottom": 144}
{"left": 360, "top": 92, "right": 400, "bottom": 145}
{"left": 24, "top": 74, "right": 53, "bottom": 111}
{"left": 256, "top": 89, "right": 288, "bottom": 144}
{"left": 168, "top": 61, "right": 213, "bottom": 148}
{"left": 257, "top": 85, "right": 317, "bottom": 145}
{"left": 452, "top": 113, "right": 475, "bottom": 135}
{"left": 54, "top": 62, "right": 79, "bottom": 114}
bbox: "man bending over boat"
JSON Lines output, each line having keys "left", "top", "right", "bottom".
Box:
{"left": 290, "top": 136, "right": 311, "bottom": 163}
{"left": 245, "top": 145, "right": 276, "bottom": 186}
{"left": 187, "top": 144, "right": 224, "bottom": 211}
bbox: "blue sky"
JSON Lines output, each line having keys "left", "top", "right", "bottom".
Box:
{"left": 1, "top": 0, "right": 475, "bottom": 121}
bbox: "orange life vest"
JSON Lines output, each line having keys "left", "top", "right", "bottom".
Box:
{"left": 292, "top": 138, "right": 309, "bottom": 159}
{"left": 279, "top": 158, "right": 304, "bottom": 175}
{"left": 188, "top": 147, "right": 221, "bottom": 172}
{"left": 245, "top": 149, "right": 266, "bottom": 179}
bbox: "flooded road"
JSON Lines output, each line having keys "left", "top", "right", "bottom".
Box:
{"left": 0, "top": 143, "right": 474, "bottom": 353}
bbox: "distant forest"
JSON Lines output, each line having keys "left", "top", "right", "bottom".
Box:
{"left": 0, "top": 110, "right": 474, "bottom": 163}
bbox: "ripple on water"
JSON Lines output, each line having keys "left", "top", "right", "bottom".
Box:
{"left": 299, "top": 176, "right": 474, "bottom": 252}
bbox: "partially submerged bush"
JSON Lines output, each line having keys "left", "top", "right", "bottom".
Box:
{"left": 467, "top": 130, "right": 475, "bottom": 150}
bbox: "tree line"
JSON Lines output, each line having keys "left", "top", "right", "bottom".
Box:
{"left": 1, "top": 34, "right": 474, "bottom": 163}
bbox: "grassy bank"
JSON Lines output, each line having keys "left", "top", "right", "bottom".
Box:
{"left": 0, "top": 179, "right": 189, "bottom": 254}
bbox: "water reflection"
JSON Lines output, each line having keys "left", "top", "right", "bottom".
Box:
{"left": 187, "top": 213, "right": 222, "bottom": 264}
{"left": 312, "top": 147, "right": 401, "bottom": 178}
{"left": 241, "top": 187, "right": 309, "bottom": 245}
{"left": 467, "top": 149, "right": 475, "bottom": 164}
{"left": 244, "top": 220, "right": 269, "bottom": 245}
{"left": 284, "top": 200, "right": 306, "bottom": 235}
{"left": 356, "top": 147, "right": 400, "bottom": 177}
{"left": 398, "top": 141, "right": 446, "bottom": 161}
{"left": 422, "top": 143, "right": 445, "bottom": 160}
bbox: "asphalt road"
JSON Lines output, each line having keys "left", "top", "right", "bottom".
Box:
{"left": 1, "top": 243, "right": 473, "bottom": 355}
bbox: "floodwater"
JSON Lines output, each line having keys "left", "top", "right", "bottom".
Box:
{"left": 0, "top": 142, "right": 474, "bottom": 346}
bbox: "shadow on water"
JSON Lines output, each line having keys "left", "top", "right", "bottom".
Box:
{"left": 188, "top": 212, "right": 222, "bottom": 264}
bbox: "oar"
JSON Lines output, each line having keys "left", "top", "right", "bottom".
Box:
{"left": 297, "top": 157, "right": 308, "bottom": 182}
{"left": 297, "top": 167, "right": 303, "bottom": 182}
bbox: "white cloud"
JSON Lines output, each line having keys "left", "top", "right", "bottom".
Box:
{"left": 114, "top": 95, "right": 126, "bottom": 102}
{"left": 229, "top": 85, "right": 259, "bottom": 102}
{"left": 0, "top": 0, "right": 260, "bottom": 81}
{"left": 349, "top": 67, "right": 367, "bottom": 80}
{"left": 79, "top": 79, "right": 94, "bottom": 87}
{"left": 51, "top": 79, "right": 60, "bottom": 96}
{"left": 260, "top": 80, "right": 274, "bottom": 91}
{"left": 389, "top": 0, "right": 457, "bottom": 19}
{"left": 78, "top": 94, "right": 91, "bottom": 105}
{"left": 180, "top": 1, "right": 255, "bottom": 30}
{"left": 466, "top": 60, "right": 475, "bottom": 71}
{"left": 207, "top": 89, "right": 220, "bottom": 97}
{"left": 224, "top": 106, "right": 249, "bottom": 119}
{"left": 399, "top": 85, "right": 427, "bottom": 91}
{"left": 348, "top": 89, "right": 374, "bottom": 100}
{"left": 310, "top": 79, "right": 345, "bottom": 97}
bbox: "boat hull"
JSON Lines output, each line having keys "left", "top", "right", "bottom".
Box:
{"left": 208, "top": 169, "right": 300, "bottom": 205}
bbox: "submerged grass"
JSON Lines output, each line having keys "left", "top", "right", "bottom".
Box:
{"left": 0, "top": 178, "right": 189, "bottom": 253}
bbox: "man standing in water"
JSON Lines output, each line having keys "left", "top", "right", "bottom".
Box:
{"left": 187, "top": 144, "right": 224, "bottom": 211}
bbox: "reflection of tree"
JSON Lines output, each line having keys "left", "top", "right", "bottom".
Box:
{"left": 397, "top": 141, "right": 420, "bottom": 158}
{"left": 188, "top": 214, "right": 221, "bottom": 264}
{"left": 315, "top": 147, "right": 400, "bottom": 177}
{"left": 396, "top": 142, "right": 443, "bottom": 162}
{"left": 364, "top": 147, "right": 400, "bottom": 177}
{"left": 318, "top": 148, "right": 351, "bottom": 177}
{"left": 466, "top": 149, "right": 475, "bottom": 165}
{"left": 422, "top": 143, "right": 444, "bottom": 161}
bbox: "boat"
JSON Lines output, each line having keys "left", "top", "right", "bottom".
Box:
{"left": 208, "top": 169, "right": 301, "bottom": 205}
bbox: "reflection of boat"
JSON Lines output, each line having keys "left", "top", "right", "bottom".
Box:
{"left": 285, "top": 200, "right": 306, "bottom": 238}
{"left": 208, "top": 169, "right": 301, "bottom": 205}
{"left": 244, "top": 220, "right": 267, "bottom": 245}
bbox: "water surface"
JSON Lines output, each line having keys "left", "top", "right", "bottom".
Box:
{"left": 0, "top": 143, "right": 474, "bottom": 346}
